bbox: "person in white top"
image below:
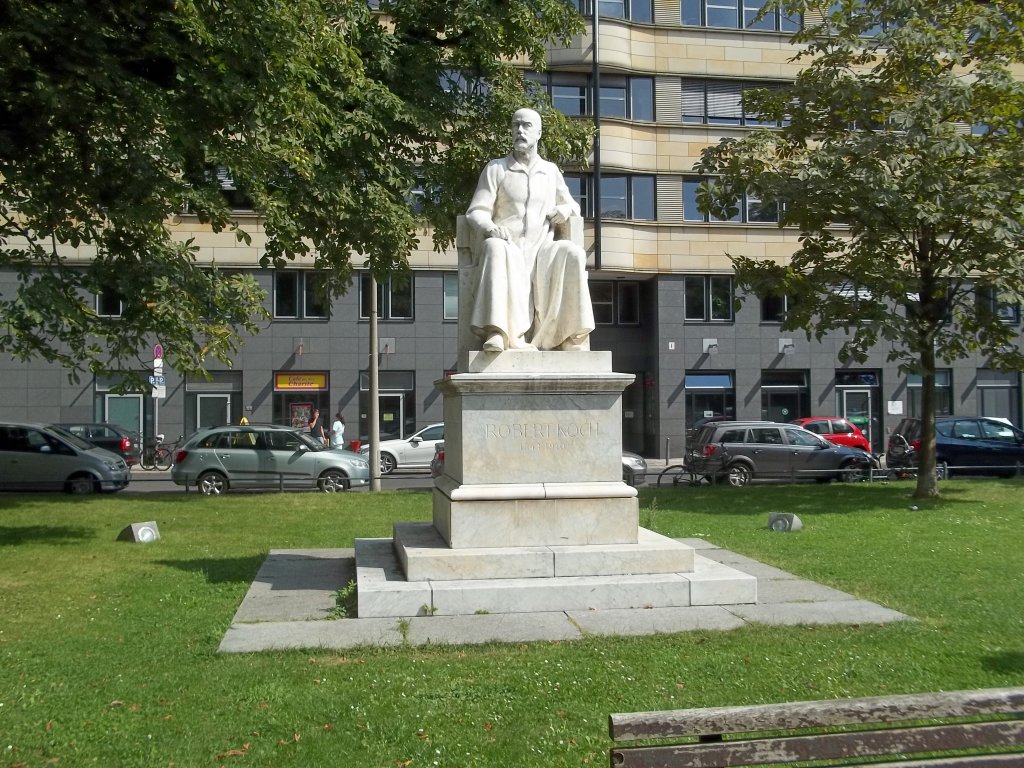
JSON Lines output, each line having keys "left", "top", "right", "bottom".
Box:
{"left": 330, "top": 413, "right": 345, "bottom": 448}
{"left": 465, "top": 108, "right": 594, "bottom": 353}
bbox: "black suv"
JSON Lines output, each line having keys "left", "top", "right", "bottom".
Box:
{"left": 688, "top": 420, "right": 873, "bottom": 486}
{"left": 887, "top": 417, "right": 1024, "bottom": 477}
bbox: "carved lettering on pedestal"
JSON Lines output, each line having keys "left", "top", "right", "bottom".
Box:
{"left": 484, "top": 421, "right": 599, "bottom": 452}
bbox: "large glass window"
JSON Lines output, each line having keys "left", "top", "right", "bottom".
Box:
{"left": 682, "top": 0, "right": 799, "bottom": 29}
{"left": 359, "top": 273, "right": 414, "bottom": 320}
{"left": 685, "top": 371, "right": 736, "bottom": 435}
{"left": 532, "top": 72, "right": 653, "bottom": 120}
{"left": 443, "top": 273, "right": 459, "bottom": 320}
{"left": 590, "top": 281, "right": 642, "bottom": 325}
{"left": 96, "top": 288, "right": 125, "bottom": 318}
{"left": 907, "top": 370, "right": 952, "bottom": 418}
{"left": 684, "top": 176, "right": 773, "bottom": 223}
{"left": 684, "top": 276, "right": 733, "bottom": 321}
{"left": 274, "top": 271, "right": 328, "bottom": 319}
{"left": 600, "top": 175, "right": 656, "bottom": 220}
{"left": 681, "top": 79, "right": 784, "bottom": 127}
{"left": 976, "top": 369, "right": 1021, "bottom": 427}
{"left": 976, "top": 284, "right": 1020, "bottom": 324}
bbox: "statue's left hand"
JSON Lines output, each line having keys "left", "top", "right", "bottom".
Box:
{"left": 546, "top": 209, "right": 568, "bottom": 226}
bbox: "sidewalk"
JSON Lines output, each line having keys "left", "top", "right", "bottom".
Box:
{"left": 218, "top": 538, "right": 911, "bottom": 653}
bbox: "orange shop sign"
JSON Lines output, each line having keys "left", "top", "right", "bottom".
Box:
{"left": 274, "top": 372, "right": 328, "bottom": 391}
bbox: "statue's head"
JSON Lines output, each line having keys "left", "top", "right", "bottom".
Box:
{"left": 512, "top": 108, "right": 542, "bottom": 153}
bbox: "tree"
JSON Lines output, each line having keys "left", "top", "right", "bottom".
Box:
{"left": 0, "top": 0, "right": 591, "bottom": 386}
{"left": 697, "top": 0, "right": 1024, "bottom": 498}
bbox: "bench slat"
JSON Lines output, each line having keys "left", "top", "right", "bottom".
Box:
{"left": 609, "top": 687, "right": 1024, "bottom": 741}
{"left": 610, "top": 721, "right": 1024, "bottom": 768}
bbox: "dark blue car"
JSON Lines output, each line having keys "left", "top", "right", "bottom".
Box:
{"left": 887, "top": 417, "right": 1024, "bottom": 477}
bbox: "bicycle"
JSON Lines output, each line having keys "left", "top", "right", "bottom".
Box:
{"left": 140, "top": 434, "right": 183, "bottom": 471}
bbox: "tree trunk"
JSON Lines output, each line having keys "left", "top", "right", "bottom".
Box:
{"left": 914, "top": 342, "right": 939, "bottom": 499}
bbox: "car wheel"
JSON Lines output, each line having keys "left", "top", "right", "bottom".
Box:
{"left": 379, "top": 452, "right": 397, "bottom": 475}
{"left": 197, "top": 471, "right": 228, "bottom": 496}
{"left": 840, "top": 462, "right": 867, "bottom": 483}
{"left": 724, "top": 464, "right": 752, "bottom": 487}
{"left": 67, "top": 474, "right": 97, "bottom": 495}
{"left": 319, "top": 469, "right": 349, "bottom": 493}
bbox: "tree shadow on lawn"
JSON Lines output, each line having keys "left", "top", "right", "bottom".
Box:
{"left": 981, "top": 650, "right": 1024, "bottom": 676}
{"left": 643, "top": 481, "right": 984, "bottom": 515}
{"left": 157, "top": 554, "right": 266, "bottom": 584}
{"left": 0, "top": 524, "right": 96, "bottom": 545}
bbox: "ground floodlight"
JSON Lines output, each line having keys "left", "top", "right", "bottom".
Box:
{"left": 768, "top": 512, "right": 802, "bottom": 532}
{"left": 118, "top": 521, "right": 160, "bottom": 543}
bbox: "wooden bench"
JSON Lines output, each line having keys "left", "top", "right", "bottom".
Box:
{"left": 609, "top": 686, "right": 1024, "bottom": 767}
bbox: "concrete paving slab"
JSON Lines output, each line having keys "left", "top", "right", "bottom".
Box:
{"left": 219, "top": 539, "right": 913, "bottom": 652}
{"left": 232, "top": 548, "right": 353, "bottom": 622}
{"left": 220, "top": 616, "right": 404, "bottom": 652}
{"left": 404, "top": 612, "right": 583, "bottom": 646}
{"left": 730, "top": 599, "right": 912, "bottom": 627}
{"left": 568, "top": 606, "right": 746, "bottom": 637}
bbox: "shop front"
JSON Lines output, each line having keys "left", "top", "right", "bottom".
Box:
{"left": 273, "top": 371, "right": 330, "bottom": 429}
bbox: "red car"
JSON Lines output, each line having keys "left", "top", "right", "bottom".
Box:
{"left": 789, "top": 417, "right": 871, "bottom": 452}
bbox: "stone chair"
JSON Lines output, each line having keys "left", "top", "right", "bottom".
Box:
{"left": 454, "top": 214, "right": 585, "bottom": 366}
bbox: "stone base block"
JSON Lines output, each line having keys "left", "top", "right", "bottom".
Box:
{"left": 355, "top": 538, "right": 433, "bottom": 618}
{"left": 432, "top": 487, "right": 639, "bottom": 548}
{"left": 355, "top": 535, "right": 756, "bottom": 618}
{"left": 394, "top": 522, "right": 695, "bottom": 581}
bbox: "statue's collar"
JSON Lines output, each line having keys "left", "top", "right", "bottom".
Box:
{"left": 505, "top": 152, "right": 545, "bottom": 174}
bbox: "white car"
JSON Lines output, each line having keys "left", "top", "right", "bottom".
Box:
{"left": 360, "top": 423, "right": 444, "bottom": 474}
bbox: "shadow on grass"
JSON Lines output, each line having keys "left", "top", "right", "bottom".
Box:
{"left": 0, "top": 524, "right": 96, "bottom": 545}
{"left": 981, "top": 650, "right": 1024, "bottom": 676}
{"left": 641, "top": 481, "right": 985, "bottom": 515}
{"left": 157, "top": 555, "right": 265, "bottom": 584}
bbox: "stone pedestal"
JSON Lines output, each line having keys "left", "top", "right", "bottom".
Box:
{"left": 354, "top": 351, "right": 756, "bottom": 619}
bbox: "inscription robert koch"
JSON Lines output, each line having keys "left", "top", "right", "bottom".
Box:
{"left": 485, "top": 421, "right": 599, "bottom": 451}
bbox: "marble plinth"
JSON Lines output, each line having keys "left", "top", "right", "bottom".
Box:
{"left": 355, "top": 536, "right": 757, "bottom": 618}
{"left": 352, "top": 349, "right": 759, "bottom": 623}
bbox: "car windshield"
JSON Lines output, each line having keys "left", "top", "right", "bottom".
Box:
{"left": 46, "top": 424, "right": 98, "bottom": 451}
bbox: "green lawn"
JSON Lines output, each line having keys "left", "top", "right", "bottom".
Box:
{"left": 1, "top": 480, "right": 1022, "bottom": 767}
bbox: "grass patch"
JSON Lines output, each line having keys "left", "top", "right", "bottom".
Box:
{"left": 1, "top": 481, "right": 1022, "bottom": 767}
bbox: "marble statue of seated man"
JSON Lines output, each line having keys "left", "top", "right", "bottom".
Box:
{"left": 465, "top": 108, "right": 595, "bottom": 353}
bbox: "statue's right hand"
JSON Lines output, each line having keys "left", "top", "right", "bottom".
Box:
{"left": 486, "top": 225, "right": 513, "bottom": 242}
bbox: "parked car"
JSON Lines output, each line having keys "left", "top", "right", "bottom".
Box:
{"left": 429, "top": 440, "right": 649, "bottom": 485}
{"left": 360, "top": 423, "right": 445, "bottom": 474}
{"left": 170, "top": 424, "right": 370, "bottom": 495}
{"left": 0, "top": 422, "right": 131, "bottom": 494}
{"left": 789, "top": 416, "right": 871, "bottom": 452}
{"left": 887, "top": 416, "right": 1024, "bottom": 477}
{"left": 58, "top": 422, "right": 143, "bottom": 467}
{"left": 688, "top": 420, "right": 873, "bottom": 486}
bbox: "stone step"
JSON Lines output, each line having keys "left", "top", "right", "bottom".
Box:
{"left": 394, "top": 522, "right": 696, "bottom": 581}
{"left": 355, "top": 537, "right": 756, "bottom": 618}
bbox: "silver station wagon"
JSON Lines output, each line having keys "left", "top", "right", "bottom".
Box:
{"left": 171, "top": 424, "right": 370, "bottom": 495}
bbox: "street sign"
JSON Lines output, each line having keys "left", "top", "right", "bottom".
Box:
{"left": 153, "top": 343, "right": 164, "bottom": 360}
{"left": 152, "top": 385, "right": 167, "bottom": 399}
{"left": 148, "top": 375, "right": 166, "bottom": 386}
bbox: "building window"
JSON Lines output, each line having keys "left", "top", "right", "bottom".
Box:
{"left": 590, "top": 281, "right": 641, "bottom": 325}
{"left": 681, "top": 0, "right": 799, "bottom": 30}
{"left": 976, "top": 284, "right": 1020, "bottom": 324}
{"left": 684, "top": 372, "right": 736, "bottom": 435}
{"left": 907, "top": 370, "right": 952, "bottom": 418}
{"left": 564, "top": 174, "right": 591, "bottom": 217}
{"left": 682, "top": 79, "right": 785, "bottom": 127}
{"left": 443, "top": 273, "right": 459, "bottom": 320}
{"left": 684, "top": 176, "right": 774, "bottom": 223}
{"left": 214, "top": 167, "right": 255, "bottom": 211}
{"left": 529, "top": 72, "right": 654, "bottom": 120}
{"left": 684, "top": 276, "right": 733, "bottom": 322}
{"left": 359, "top": 273, "right": 414, "bottom": 320}
{"left": 572, "top": 0, "right": 653, "bottom": 21}
{"left": 600, "top": 76, "right": 654, "bottom": 121}
{"left": 760, "top": 292, "right": 790, "bottom": 323}
{"left": 96, "top": 288, "right": 125, "bottom": 318}
{"left": 601, "top": 175, "right": 656, "bottom": 220}
{"left": 274, "top": 271, "right": 329, "bottom": 319}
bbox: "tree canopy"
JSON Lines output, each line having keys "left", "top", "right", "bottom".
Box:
{"left": 0, "top": 0, "right": 591, "bottom": 384}
{"left": 697, "top": 0, "right": 1024, "bottom": 497}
